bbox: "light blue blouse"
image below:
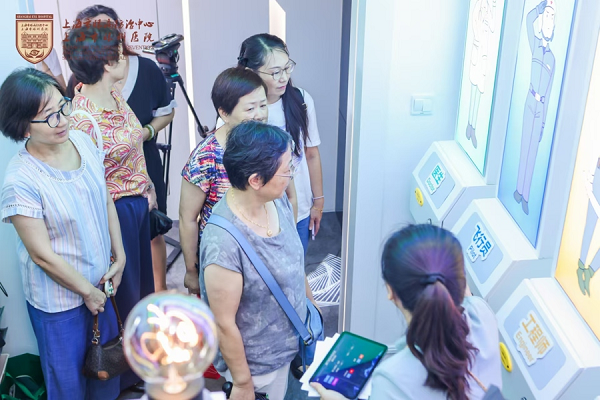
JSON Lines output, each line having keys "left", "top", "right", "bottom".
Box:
{"left": 1, "top": 130, "right": 110, "bottom": 313}
{"left": 370, "top": 296, "right": 501, "bottom": 399}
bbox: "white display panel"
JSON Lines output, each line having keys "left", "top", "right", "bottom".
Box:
{"left": 410, "top": 141, "right": 495, "bottom": 228}
{"left": 497, "top": 278, "right": 600, "bottom": 399}
{"left": 450, "top": 198, "right": 550, "bottom": 311}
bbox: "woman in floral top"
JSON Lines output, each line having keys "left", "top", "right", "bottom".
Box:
{"left": 63, "top": 26, "right": 155, "bottom": 390}
{"left": 180, "top": 67, "right": 298, "bottom": 295}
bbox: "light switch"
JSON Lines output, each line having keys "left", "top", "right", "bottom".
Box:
{"left": 411, "top": 95, "right": 434, "bottom": 115}
{"left": 422, "top": 99, "right": 433, "bottom": 113}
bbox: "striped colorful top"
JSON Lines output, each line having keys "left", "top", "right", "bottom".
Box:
{"left": 181, "top": 133, "right": 231, "bottom": 239}
{"left": 0, "top": 130, "right": 111, "bottom": 313}
{"left": 71, "top": 82, "right": 150, "bottom": 202}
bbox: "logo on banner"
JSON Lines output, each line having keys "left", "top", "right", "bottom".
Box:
{"left": 16, "top": 14, "right": 53, "bottom": 64}
{"left": 466, "top": 223, "right": 494, "bottom": 262}
{"left": 513, "top": 311, "right": 554, "bottom": 366}
{"left": 425, "top": 163, "right": 446, "bottom": 195}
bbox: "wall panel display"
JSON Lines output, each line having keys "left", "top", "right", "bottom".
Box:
{"left": 555, "top": 30, "right": 600, "bottom": 340}
{"left": 498, "top": 0, "right": 576, "bottom": 246}
{"left": 455, "top": 0, "right": 506, "bottom": 174}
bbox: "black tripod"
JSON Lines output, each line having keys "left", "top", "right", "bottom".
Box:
{"left": 148, "top": 34, "right": 206, "bottom": 268}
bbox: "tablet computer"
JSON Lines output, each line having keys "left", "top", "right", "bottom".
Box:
{"left": 309, "top": 331, "right": 388, "bottom": 399}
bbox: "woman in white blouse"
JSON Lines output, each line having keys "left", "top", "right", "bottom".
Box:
{"left": 0, "top": 68, "right": 125, "bottom": 399}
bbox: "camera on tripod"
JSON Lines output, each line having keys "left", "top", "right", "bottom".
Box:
{"left": 148, "top": 33, "right": 184, "bottom": 76}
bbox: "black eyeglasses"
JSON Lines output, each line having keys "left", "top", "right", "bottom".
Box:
{"left": 31, "top": 98, "right": 73, "bottom": 128}
{"left": 257, "top": 60, "right": 296, "bottom": 81}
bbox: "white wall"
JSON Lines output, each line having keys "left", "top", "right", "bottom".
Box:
{"left": 188, "top": 0, "right": 342, "bottom": 212}
{"left": 0, "top": 0, "right": 41, "bottom": 357}
{"left": 341, "top": 0, "right": 469, "bottom": 345}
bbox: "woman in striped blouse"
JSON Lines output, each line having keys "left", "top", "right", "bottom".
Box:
{"left": 0, "top": 69, "right": 126, "bottom": 399}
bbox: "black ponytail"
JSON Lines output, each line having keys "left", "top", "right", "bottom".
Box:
{"left": 237, "top": 33, "right": 308, "bottom": 157}
{"left": 407, "top": 282, "right": 476, "bottom": 400}
{"left": 382, "top": 225, "right": 479, "bottom": 400}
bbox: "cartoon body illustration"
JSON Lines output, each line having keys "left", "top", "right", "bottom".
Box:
{"left": 513, "top": 0, "right": 556, "bottom": 215}
{"left": 466, "top": 0, "right": 497, "bottom": 149}
{"left": 577, "top": 158, "right": 600, "bottom": 296}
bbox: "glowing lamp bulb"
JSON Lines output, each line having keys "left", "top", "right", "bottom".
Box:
{"left": 123, "top": 291, "right": 218, "bottom": 399}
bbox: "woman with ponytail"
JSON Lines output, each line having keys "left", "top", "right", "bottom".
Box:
{"left": 235, "top": 34, "right": 325, "bottom": 254}
{"left": 313, "top": 224, "right": 501, "bottom": 399}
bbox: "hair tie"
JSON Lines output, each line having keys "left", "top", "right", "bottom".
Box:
{"left": 237, "top": 56, "right": 248, "bottom": 66}
{"left": 420, "top": 273, "right": 446, "bottom": 286}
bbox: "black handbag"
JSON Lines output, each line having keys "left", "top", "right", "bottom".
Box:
{"left": 82, "top": 296, "right": 129, "bottom": 380}
{"left": 150, "top": 209, "right": 173, "bottom": 239}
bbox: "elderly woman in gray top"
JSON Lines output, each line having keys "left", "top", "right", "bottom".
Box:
{"left": 199, "top": 120, "right": 317, "bottom": 400}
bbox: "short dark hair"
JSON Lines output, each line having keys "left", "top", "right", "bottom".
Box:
{"left": 63, "top": 26, "right": 121, "bottom": 85}
{"left": 211, "top": 67, "right": 267, "bottom": 117}
{"left": 223, "top": 121, "right": 292, "bottom": 190}
{"left": 0, "top": 68, "right": 65, "bottom": 142}
{"left": 75, "top": 4, "right": 138, "bottom": 56}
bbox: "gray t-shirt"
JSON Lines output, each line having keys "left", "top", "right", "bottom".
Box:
{"left": 199, "top": 193, "right": 306, "bottom": 376}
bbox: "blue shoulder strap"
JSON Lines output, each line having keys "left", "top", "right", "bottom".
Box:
{"left": 207, "top": 214, "right": 312, "bottom": 343}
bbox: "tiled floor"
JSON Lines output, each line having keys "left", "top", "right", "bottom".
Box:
{"left": 118, "top": 212, "right": 343, "bottom": 399}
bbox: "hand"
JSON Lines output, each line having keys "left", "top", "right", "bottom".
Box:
{"left": 311, "top": 383, "right": 349, "bottom": 400}
{"left": 310, "top": 198, "right": 324, "bottom": 238}
{"left": 83, "top": 285, "right": 107, "bottom": 316}
{"left": 147, "top": 187, "right": 158, "bottom": 211}
{"left": 229, "top": 381, "right": 255, "bottom": 400}
{"left": 184, "top": 269, "right": 200, "bottom": 295}
{"left": 100, "top": 257, "right": 125, "bottom": 294}
{"left": 537, "top": 0, "right": 547, "bottom": 14}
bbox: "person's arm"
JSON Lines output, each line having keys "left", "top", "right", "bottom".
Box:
{"left": 286, "top": 180, "right": 298, "bottom": 223}
{"left": 205, "top": 264, "right": 255, "bottom": 400}
{"left": 306, "top": 146, "right": 324, "bottom": 236}
{"left": 146, "top": 181, "right": 158, "bottom": 211}
{"left": 143, "top": 110, "right": 175, "bottom": 142}
{"left": 100, "top": 188, "right": 126, "bottom": 293}
{"left": 527, "top": 1, "right": 545, "bottom": 53}
{"left": 11, "top": 215, "right": 107, "bottom": 315}
{"left": 179, "top": 180, "right": 207, "bottom": 295}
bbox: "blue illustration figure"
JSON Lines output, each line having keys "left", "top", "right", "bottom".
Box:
{"left": 513, "top": 0, "right": 556, "bottom": 215}
{"left": 466, "top": 0, "right": 497, "bottom": 149}
{"left": 577, "top": 158, "right": 600, "bottom": 297}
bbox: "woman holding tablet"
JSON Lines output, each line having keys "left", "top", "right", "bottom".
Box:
{"left": 312, "top": 224, "right": 501, "bottom": 400}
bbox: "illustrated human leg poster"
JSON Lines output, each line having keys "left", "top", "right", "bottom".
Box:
{"left": 555, "top": 30, "right": 600, "bottom": 340}
{"left": 498, "top": 0, "right": 576, "bottom": 246}
{"left": 455, "top": 0, "right": 506, "bottom": 174}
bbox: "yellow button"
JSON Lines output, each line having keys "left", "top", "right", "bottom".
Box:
{"left": 415, "top": 188, "right": 424, "bottom": 207}
{"left": 499, "top": 342, "right": 512, "bottom": 372}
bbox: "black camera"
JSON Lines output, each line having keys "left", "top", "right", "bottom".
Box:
{"left": 145, "top": 33, "right": 184, "bottom": 76}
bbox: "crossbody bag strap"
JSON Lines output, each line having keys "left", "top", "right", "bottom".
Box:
{"left": 207, "top": 214, "right": 312, "bottom": 344}
{"left": 468, "top": 371, "right": 488, "bottom": 392}
{"left": 70, "top": 109, "right": 103, "bottom": 152}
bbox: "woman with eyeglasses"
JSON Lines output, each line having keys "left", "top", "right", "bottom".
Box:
{"left": 199, "top": 120, "right": 316, "bottom": 400}
{"left": 0, "top": 68, "right": 125, "bottom": 399}
{"left": 63, "top": 25, "right": 156, "bottom": 390}
{"left": 236, "top": 34, "right": 325, "bottom": 254}
{"left": 180, "top": 67, "right": 298, "bottom": 296}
